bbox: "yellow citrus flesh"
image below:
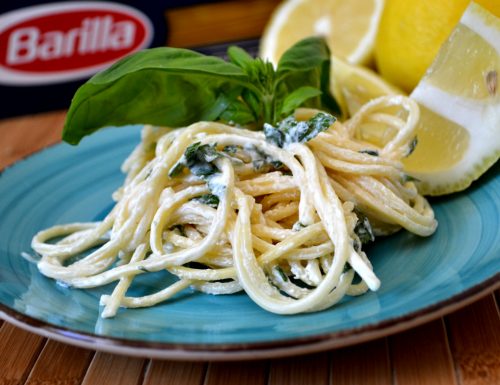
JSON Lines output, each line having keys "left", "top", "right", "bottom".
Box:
{"left": 403, "top": 3, "right": 500, "bottom": 195}
{"left": 404, "top": 106, "right": 471, "bottom": 172}
{"left": 428, "top": 24, "right": 500, "bottom": 99}
{"left": 260, "top": 0, "right": 384, "bottom": 66}
{"left": 330, "top": 55, "right": 402, "bottom": 118}
{"left": 375, "top": 0, "right": 500, "bottom": 93}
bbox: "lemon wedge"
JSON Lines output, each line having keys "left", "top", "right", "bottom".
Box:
{"left": 375, "top": 0, "right": 500, "bottom": 93}
{"left": 260, "top": 0, "right": 384, "bottom": 65}
{"left": 330, "top": 55, "right": 402, "bottom": 118}
{"left": 404, "top": 3, "right": 500, "bottom": 195}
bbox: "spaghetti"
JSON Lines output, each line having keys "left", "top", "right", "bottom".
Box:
{"left": 32, "top": 95, "right": 437, "bottom": 318}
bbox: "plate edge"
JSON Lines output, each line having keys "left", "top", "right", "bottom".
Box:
{"left": 1, "top": 273, "right": 498, "bottom": 361}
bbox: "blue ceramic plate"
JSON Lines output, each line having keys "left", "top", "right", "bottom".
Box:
{"left": 0, "top": 125, "right": 499, "bottom": 360}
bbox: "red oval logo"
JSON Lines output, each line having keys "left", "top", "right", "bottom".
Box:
{"left": 0, "top": 2, "right": 153, "bottom": 85}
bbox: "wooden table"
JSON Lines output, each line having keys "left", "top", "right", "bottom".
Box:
{"left": 1, "top": 1, "right": 500, "bottom": 383}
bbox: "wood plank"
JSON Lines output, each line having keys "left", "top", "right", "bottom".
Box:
{"left": 390, "top": 319, "right": 457, "bottom": 385}
{"left": 81, "top": 352, "right": 146, "bottom": 385}
{"left": 0, "top": 110, "right": 65, "bottom": 169}
{"left": 0, "top": 323, "right": 46, "bottom": 385}
{"left": 204, "top": 360, "right": 268, "bottom": 385}
{"left": 166, "top": 0, "right": 280, "bottom": 47}
{"left": 269, "top": 352, "right": 329, "bottom": 385}
{"left": 142, "top": 360, "right": 206, "bottom": 385}
{"left": 24, "top": 340, "right": 94, "bottom": 385}
{"left": 331, "top": 338, "right": 392, "bottom": 385}
{"left": 446, "top": 295, "right": 500, "bottom": 385}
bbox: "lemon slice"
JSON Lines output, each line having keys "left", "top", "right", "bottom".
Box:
{"left": 404, "top": 3, "right": 500, "bottom": 196}
{"left": 260, "top": 0, "right": 384, "bottom": 65}
{"left": 330, "top": 55, "right": 402, "bottom": 118}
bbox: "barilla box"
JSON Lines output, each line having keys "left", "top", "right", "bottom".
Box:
{"left": 0, "top": 1, "right": 210, "bottom": 118}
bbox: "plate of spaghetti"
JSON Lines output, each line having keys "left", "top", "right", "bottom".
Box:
{"left": 0, "top": 39, "right": 499, "bottom": 360}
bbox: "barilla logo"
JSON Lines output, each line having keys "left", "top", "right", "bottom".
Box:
{"left": 0, "top": 2, "right": 153, "bottom": 85}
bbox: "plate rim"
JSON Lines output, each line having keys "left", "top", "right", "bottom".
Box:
{"left": 1, "top": 274, "right": 498, "bottom": 361}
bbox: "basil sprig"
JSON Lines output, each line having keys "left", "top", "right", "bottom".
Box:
{"left": 63, "top": 37, "right": 339, "bottom": 145}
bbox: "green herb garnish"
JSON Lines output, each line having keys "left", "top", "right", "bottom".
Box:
{"left": 62, "top": 37, "right": 339, "bottom": 145}
{"left": 406, "top": 136, "right": 418, "bottom": 157}
{"left": 359, "top": 149, "right": 379, "bottom": 156}
{"left": 292, "top": 222, "right": 307, "bottom": 231}
{"left": 264, "top": 112, "right": 336, "bottom": 148}
{"left": 274, "top": 266, "right": 289, "bottom": 282}
{"left": 192, "top": 193, "right": 220, "bottom": 208}
{"left": 222, "top": 145, "right": 239, "bottom": 154}
{"left": 354, "top": 211, "right": 375, "bottom": 244}
{"left": 169, "top": 142, "right": 221, "bottom": 178}
{"left": 402, "top": 174, "right": 420, "bottom": 184}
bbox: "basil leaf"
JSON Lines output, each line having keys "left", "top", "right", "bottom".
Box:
{"left": 402, "top": 174, "right": 420, "bottom": 183}
{"left": 274, "top": 266, "right": 288, "bottom": 281}
{"left": 192, "top": 194, "right": 220, "bottom": 208}
{"left": 406, "top": 136, "right": 418, "bottom": 157}
{"left": 200, "top": 89, "right": 240, "bottom": 122}
{"left": 354, "top": 211, "right": 375, "bottom": 244}
{"left": 276, "top": 37, "right": 341, "bottom": 118}
{"left": 218, "top": 95, "right": 256, "bottom": 126}
{"left": 263, "top": 123, "right": 285, "bottom": 148}
{"left": 227, "top": 46, "right": 255, "bottom": 71}
{"left": 222, "top": 145, "right": 239, "bottom": 154}
{"left": 276, "top": 36, "right": 332, "bottom": 79}
{"left": 304, "top": 112, "right": 336, "bottom": 141}
{"left": 63, "top": 47, "right": 251, "bottom": 144}
{"left": 62, "top": 38, "right": 341, "bottom": 145}
{"left": 359, "top": 149, "right": 379, "bottom": 156}
{"left": 235, "top": 58, "right": 276, "bottom": 126}
{"left": 280, "top": 86, "right": 322, "bottom": 116}
{"left": 264, "top": 112, "right": 336, "bottom": 148}
{"left": 169, "top": 142, "right": 222, "bottom": 178}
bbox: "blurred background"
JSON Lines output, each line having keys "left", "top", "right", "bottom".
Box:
{"left": 0, "top": 0, "right": 280, "bottom": 118}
